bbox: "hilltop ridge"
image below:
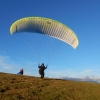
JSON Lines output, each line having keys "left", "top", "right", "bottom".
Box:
{"left": 0, "top": 72, "right": 100, "bottom": 100}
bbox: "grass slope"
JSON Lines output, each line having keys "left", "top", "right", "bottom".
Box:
{"left": 0, "top": 72, "right": 100, "bottom": 100}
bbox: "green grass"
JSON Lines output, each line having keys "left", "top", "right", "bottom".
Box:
{"left": 0, "top": 72, "right": 100, "bottom": 100}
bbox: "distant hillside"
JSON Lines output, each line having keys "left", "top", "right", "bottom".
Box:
{"left": 61, "top": 77, "right": 100, "bottom": 83}
{"left": 0, "top": 72, "right": 100, "bottom": 100}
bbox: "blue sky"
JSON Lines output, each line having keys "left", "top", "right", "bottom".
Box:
{"left": 0, "top": 0, "right": 100, "bottom": 79}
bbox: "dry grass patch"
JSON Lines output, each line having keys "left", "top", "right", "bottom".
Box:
{"left": 0, "top": 72, "right": 100, "bottom": 100}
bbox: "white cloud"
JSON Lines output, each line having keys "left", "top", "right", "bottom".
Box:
{"left": 45, "top": 66, "right": 100, "bottom": 79}
{"left": 0, "top": 55, "right": 11, "bottom": 69}
{"left": 0, "top": 55, "right": 22, "bottom": 74}
{"left": 46, "top": 67, "right": 100, "bottom": 83}
{"left": 0, "top": 54, "right": 100, "bottom": 82}
{"left": 0, "top": 55, "right": 39, "bottom": 75}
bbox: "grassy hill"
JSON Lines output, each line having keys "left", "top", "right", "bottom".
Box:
{"left": 0, "top": 72, "right": 100, "bottom": 100}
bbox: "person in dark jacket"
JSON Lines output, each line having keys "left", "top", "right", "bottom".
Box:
{"left": 38, "top": 63, "right": 47, "bottom": 79}
{"left": 17, "top": 68, "right": 24, "bottom": 75}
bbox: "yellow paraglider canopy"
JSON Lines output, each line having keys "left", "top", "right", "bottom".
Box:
{"left": 10, "top": 17, "right": 79, "bottom": 49}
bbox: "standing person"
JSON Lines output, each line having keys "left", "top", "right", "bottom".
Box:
{"left": 38, "top": 63, "right": 47, "bottom": 79}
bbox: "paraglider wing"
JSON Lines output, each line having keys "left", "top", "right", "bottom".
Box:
{"left": 10, "top": 17, "right": 79, "bottom": 49}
